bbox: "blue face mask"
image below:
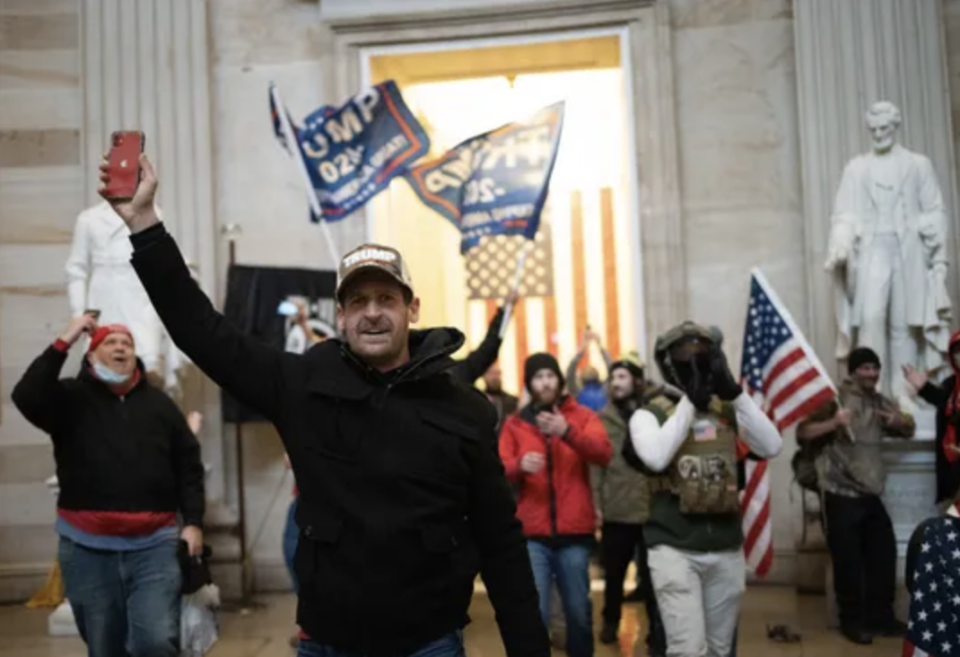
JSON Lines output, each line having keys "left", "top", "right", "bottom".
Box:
{"left": 91, "top": 359, "right": 131, "bottom": 386}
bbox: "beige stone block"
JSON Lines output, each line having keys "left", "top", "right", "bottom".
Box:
{"left": 0, "top": 50, "right": 78, "bottom": 89}
{"left": 209, "top": 0, "right": 331, "bottom": 66}
{"left": 0, "top": 244, "right": 72, "bottom": 289}
{"left": 0, "top": 13, "right": 78, "bottom": 50}
{"left": 0, "top": 0, "right": 77, "bottom": 16}
{"left": 0, "top": 129, "right": 80, "bottom": 169}
{"left": 0, "top": 89, "right": 81, "bottom": 130}
{"left": 0, "top": 165, "right": 83, "bottom": 243}
{"left": 0, "top": 402, "right": 52, "bottom": 447}
{"left": 0, "top": 482, "right": 56, "bottom": 525}
{"left": 0, "top": 444, "right": 54, "bottom": 484}
{"left": 0, "top": 524, "right": 56, "bottom": 564}
{"left": 673, "top": 18, "right": 801, "bottom": 213}
{"left": 670, "top": 0, "right": 792, "bottom": 30}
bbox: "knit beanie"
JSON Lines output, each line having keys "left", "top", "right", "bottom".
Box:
{"left": 847, "top": 346, "right": 880, "bottom": 374}
{"left": 88, "top": 324, "right": 134, "bottom": 353}
{"left": 524, "top": 352, "right": 565, "bottom": 392}
{"left": 610, "top": 350, "right": 645, "bottom": 381}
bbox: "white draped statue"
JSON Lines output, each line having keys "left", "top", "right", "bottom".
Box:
{"left": 65, "top": 201, "right": 189, "bottom": 391}
{"left": 824, "top": 101, "right": 952, "bottom": 407}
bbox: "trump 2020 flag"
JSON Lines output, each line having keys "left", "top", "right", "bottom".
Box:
{"left": 270, "top": 81, "right": 430, "bottom": 221}
{"left": 404, "top": 102, "right": 564, "bottom": 253}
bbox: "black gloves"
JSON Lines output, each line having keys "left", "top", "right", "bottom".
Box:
{"left": 711, "top": 346, "right": 742, "bottom": 401}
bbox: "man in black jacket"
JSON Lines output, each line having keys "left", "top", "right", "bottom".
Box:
{"left": 98, "top": 155, "right": 548, "bottom": 657}
{"left": 13, "top": 316, "right": 205, "bottom": 657}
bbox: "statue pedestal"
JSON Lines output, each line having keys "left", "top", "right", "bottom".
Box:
{"left": 825, "top": 408, "right": 938, "bottom": 626}
{"left": 48, "top": 601, "right": 79, "bottom": 637}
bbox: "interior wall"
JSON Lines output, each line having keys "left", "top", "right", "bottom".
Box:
{"left": 669, "top": 0, "right": 803, "bottom": 580}
{"left": 207, "top": 0, "right": 342, "bottom": 590}
{"left": 0, "top": 0, "right": 84, "bottom": 602}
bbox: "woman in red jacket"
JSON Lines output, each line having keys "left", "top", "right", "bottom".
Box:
{"left": 499, "top": 353, "right": 612, "bottom": 657}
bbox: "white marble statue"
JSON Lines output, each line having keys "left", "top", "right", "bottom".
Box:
{"left": 65, "top": 201, "right": 188, "bottom": 391}
{"left": 824, "top": 101, "right": 952, "bottom": 408}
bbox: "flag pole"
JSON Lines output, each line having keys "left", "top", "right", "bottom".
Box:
{"left": 498, "top": 241, "right": 531, "bottom": 340}
{"left": 270, "top": 83, "right": 341, "bottom": 267}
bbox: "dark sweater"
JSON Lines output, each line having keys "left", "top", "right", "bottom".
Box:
{"left": 917, "top": 377, "right": 960, "bottom": 503}
{"left": 12, "top": 348, "right": 205, "bottom": 527}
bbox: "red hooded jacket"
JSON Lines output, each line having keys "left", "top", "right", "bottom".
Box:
{"left": 499, "top": 396, "right": 612, "bottom": 538}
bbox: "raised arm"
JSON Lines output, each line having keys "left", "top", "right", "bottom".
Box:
{"left": 453, "top": 307, "right": 506, "bottom": 384}
{"left": 12, "top": 315, "right": 97, "bottom": 435}
{"left": 100, "top": 155, "right": 290, "bottom": 421}
{"left": 469, "top": 411, "right": 550, "bottom": 657}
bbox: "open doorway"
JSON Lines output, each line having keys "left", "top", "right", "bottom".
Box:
{"left": 363, "top": 32, "right": 643, "bottom": 397}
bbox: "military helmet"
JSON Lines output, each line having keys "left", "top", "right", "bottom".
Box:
{"left": 654, "top": 321, "right": 716, "bottom": 386}
{"left": 653, "top": 321, "right": 715, "bottom": 357}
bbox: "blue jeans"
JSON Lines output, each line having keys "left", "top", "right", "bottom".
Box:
{"left": 297, "top": 631, "right": 465, "bottom": 657}
{"left": 283, "top": 496, "right": 299, "bottom": 591}
{"left": 527, "top": 541, "right": 593, "bottom": 657}
{"left": 58, "top": 536, "right": 181, "bottom": 657}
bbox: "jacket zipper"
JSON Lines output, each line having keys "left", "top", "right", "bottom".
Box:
{"left": 546, "top": 436, "right": 557, "bottom": 537}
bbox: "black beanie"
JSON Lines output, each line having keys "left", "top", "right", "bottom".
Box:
{"left": 847, "top": 346, "right": 881, "bottom": 374}
{"left": 524, "top": 352, "right": 565, "bottom": 392}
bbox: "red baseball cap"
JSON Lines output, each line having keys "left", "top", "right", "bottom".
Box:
{"left": 88, "top": 324, "right": 134, "bottom": 353}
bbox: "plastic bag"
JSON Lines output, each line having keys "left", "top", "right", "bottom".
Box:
{"left": 180, "top": 584, "right": 219, "bottom": 657}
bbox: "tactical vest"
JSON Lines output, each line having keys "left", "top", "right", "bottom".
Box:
{"left": 640, "top": 396, "right": 740, "bottom": 520}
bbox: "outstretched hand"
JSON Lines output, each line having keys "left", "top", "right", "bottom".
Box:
{"left": 98, "top": 153, "right": 161, "bottom": 233}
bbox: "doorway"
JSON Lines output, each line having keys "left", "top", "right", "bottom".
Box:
{"left": 362, "top": 32, "right": 644, "bottom": 396}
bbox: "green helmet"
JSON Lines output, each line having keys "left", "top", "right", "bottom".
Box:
{"left": 653, "top": 321, "right": 716, "bottom": 386}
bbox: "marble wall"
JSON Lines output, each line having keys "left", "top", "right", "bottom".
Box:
{"left": 207, "top": 0, "right": 338, "bottom": 590}
{"left": 0, "top": 0, "right": 84, "bottom": 602}
{"left": 671, "top": 0, "right": 804, "bottom": 580}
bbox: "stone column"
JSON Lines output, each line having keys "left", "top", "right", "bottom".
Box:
{"left": 793, "top": 0, "right": 955, "bottom": 621}
{"left": 79, "top": 0, "right": 225, "bottom": 499}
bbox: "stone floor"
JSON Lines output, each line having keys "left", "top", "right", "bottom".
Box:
{"left": 0, "top": 587, "right": 904, "bottom": 657}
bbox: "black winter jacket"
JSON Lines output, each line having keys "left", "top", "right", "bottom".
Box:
{"left": 12, "top": 350, "right": 204, "bottom": 526}
{"left": 128, "top": 224, "right": 548, "bottom": 657}
{"left": 449, "top": 307, "right": 505, "bottom": 385}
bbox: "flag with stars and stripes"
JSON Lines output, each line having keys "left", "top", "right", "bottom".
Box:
{"left": 738, "top": 268, "right": 835, "bottom": 577}
{"left": 902, "top": 514, "right": 960, "bottom": 657}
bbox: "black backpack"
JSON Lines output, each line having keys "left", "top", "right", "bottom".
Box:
{"left": 791, "top": 436, "right": 829, "bottom": 493}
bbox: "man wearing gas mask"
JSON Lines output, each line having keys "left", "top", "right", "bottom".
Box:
{"left": 625, "top": 322, "right": 782, "bottom": 657}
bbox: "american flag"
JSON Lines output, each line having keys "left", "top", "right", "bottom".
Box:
{"left": 739, "top": 269, "right": 836, "bottom": 577}
{"left": 902, "top": 515, "right": 960, "bottom": 657}
{"left": 463, "top": 186, "right": 639, "bottom": 394}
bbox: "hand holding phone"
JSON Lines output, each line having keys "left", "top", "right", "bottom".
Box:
{"left": 101, "top": 131, "right": 145, "bottom": 201}
{"left": 98, "top": 133, "right": 160, "bottom": 235}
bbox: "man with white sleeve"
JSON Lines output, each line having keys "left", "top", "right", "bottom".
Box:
{"left": 623, "top": 321, "right": 782, "bottom": 657}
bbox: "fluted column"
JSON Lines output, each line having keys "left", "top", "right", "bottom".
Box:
{"left": 80, "top": 0, "right": 216, "bottom": 295}
{"left": 80, "top": 0, "right": 223, "bottom": 499}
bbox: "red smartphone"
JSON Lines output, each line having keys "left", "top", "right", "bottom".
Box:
{"left": 102, "top": 131, "right": 145, "bottom": 200}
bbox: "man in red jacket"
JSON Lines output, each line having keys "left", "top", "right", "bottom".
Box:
{"left": 499, "top": 353, "right": 612, "bottom": 657}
